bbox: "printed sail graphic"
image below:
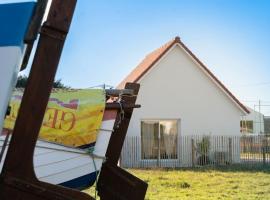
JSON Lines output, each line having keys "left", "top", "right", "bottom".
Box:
{"left": 0, "top": 0, "right": 37, "bottom": 133}
{"left": 4, "top": 89, "right": 106, "bottom": 147}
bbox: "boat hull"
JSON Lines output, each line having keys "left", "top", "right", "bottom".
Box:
{"left": 0, "top": 110, "right": 117, "bottom": 190}
{"left": 0, "top": 1, "right": 36, "bottom": 133}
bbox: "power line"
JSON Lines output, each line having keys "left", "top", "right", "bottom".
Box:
{"left": 231, "top": 81, "right": 270, "bottom": 88}
{"left": 242, "top": 100, "right": 270, "bottom": 103}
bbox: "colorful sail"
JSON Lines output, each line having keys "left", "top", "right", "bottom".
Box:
{"left": 4, "top": 89, "right": 106, "bottom": 147}
{"left": 0, "top": 1, "right": 37, "bottom": 133}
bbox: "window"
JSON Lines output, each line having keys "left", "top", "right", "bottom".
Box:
{"left": 141, "top": 120, "right": 178, "bottom": 159}
{"left": 240, "top": 120, "right": 253, "bottom": 133}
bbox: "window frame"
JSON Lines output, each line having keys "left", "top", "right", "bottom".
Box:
{"left": 140, "top": 119, "right": 179, "bottom": 161}
{"left": 240, "top": 120, "right": 254, "bottom": 133}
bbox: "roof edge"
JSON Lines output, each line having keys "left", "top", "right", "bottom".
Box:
{"left": 118, "top": 36, "right": 250, "bottom": 114}
{"left": 133, "top": 37, "right": 180, "bottom": 83}
{"left": 178, "top": 40, "right": 249, "bottom": 114}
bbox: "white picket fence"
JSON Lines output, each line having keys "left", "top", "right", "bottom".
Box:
{"left": 120, "top": 135, "right": 270, "bottom": 168}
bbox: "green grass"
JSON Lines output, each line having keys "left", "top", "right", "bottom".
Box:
{"left": 85, "top": 166, "right": 270, "bottom": 200}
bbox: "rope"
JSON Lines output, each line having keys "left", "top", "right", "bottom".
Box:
{"left": 0, "top": 130, "right": 11, "bottom": 163}
{"left": 1, "top": 136, "right": 105, "bottom": 200}
{"left": 0, "top": 139, "right": 107, "bottom": 160}
{"left": 115, "top": 96, "right": 125, "bottom": 129}
{"left": 91, "top": 155, "right": 98, "bottom": 199}
{"left": 86, "top": 150, "right": 106, "bottom": 200}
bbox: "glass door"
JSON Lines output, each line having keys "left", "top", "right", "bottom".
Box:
{"left": 160, "top": 120, "right": 178, "bottom": 159}
{"left": 141, "top": 120, "right": 178, "bottom": 163}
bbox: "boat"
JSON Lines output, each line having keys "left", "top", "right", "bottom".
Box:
{"left": 0, "top": 87, "right": 135, "bottom": 190}
{"left": 1, "top": 108, "right": 118, "bottom": 189}
{"left": 0, "top": 0, "right": 37, "bottom": 134}
{"left": 0, "top": 1, "right": 147, "bottom": 199}
{"left": 0, "top": 0, "right": 114, "bottom": 191}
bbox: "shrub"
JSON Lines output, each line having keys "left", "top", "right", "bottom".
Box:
{"left": 180, "top": 182, "right": 191, "bottom": 188}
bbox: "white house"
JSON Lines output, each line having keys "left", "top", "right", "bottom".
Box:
{"left": 118, "top": 37, "right": 249, "bottom": 167}
{"left": 241, "top": 106, "right": 264, "bottom": 135}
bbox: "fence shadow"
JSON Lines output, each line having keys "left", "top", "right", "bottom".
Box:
{"left": 168, "top": 164, "right": 270, "bottom": 173}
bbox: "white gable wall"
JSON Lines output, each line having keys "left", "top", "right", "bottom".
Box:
{"left": 128, "top": 44, "right": 243, "bottom": 137}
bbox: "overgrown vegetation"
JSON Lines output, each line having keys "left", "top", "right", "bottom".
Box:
{"left": 197, "top": 136, "right": 211, "bottom": 165}
{"left": 85, "top": 167, "right": 270, "bottom": 199}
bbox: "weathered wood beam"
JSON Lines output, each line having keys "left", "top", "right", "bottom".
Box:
{"left": 105, "top": 89, "right": 134, "bottom": 97}
{"left": 106, "top": 102, "right": 141, "bottom": 110}
{"left": 0, "top": 1, "right": 94, "bottom": 199}
{"left": 97, "top": 83, "right": 148, "bottom": 200}
{"left": 21, "top": 0, "right": 49, "bottom": 70}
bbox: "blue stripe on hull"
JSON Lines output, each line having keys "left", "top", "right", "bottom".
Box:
{"left": 59, "top": 171, "right": 99, "bottom": 190}
{"left": 0, "top": 2, "right": 36, "bottom": 47}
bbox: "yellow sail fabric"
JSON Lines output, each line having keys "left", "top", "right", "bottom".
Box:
{"left": 4, "top": 89, "right": 105, "bottom": 147}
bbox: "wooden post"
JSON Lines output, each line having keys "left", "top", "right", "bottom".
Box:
{"left": 229, "top": 138, "right": 232, "bottom": 164}
{"left": 263, "top": 138, "right": 267, "bottom": 165}
{"left": 97, "top": 83, "right": 148, "bottom": 200}
{"left": 191, "top": 139, "right": 195, "bottom": 167}
{"left": 158, "top": 126, "right": 161, "bottom": 168}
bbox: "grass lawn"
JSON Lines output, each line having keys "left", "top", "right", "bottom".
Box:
{"left": 85, "top": 166, "right": 270, "bottom": 200}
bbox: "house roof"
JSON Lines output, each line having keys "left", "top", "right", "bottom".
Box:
{"left": 118, "top": 36, "right": 249, "bottom": 114}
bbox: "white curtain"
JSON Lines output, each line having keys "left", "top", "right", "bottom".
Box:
{"left": 160, "top": 121, "right": 177, "bottom": 159}
{"left": 141, "top": 121, "right": 158, "bottom": 159}
{"left": 141, "top": 120, "right": 177, "bottom": 159}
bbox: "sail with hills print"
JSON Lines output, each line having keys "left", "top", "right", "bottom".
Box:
{"left": 0, "top": 0, "right": 37, "bottom": 136}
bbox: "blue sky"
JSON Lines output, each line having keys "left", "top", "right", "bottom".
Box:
{"left": 25, "top": 0, "right": 270, "bottom": 114}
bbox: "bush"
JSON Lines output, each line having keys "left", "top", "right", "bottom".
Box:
{"left": 196, "top": 136, "right": 211, "bottom": 165}
{"left": 180, "top": 182, "right": 191, "bottom": 188}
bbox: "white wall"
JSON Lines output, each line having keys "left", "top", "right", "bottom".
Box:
{"left": 123, "top": 44, "right": 244, "bottom": 166}
{"left": 128, "top": 44, "right": 243, "bottom": 138}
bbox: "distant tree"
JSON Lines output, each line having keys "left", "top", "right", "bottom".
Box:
{"left": 53, "top": 79, "right": 70, "bottom": 89}
{"left": 16, "top": 75, "right": 70, "bottom": 89}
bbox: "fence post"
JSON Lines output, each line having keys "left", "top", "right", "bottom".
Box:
{"left": 229, "top": 138, "right": 232, "bottom": 164}
{"left": 191, "top": 138, "right": 195, "bottom": 167}
{"left": 263, "top": 137, "right": 267, "bottom": 165}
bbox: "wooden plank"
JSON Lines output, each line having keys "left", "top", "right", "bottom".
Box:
{"left": 21, "top": 0, "right": 49, "bottom": 70}
{"left": 105, "top": 102, "right": 140, "bottom": 110}
{"left": 98, "top": 164, "right": 147, "bottom": 200}
{"left": 104, "top": 83, "right": 140, "bottom": 165}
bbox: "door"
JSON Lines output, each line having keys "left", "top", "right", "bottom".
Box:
{"left": 141, "top": 120, "right": 178, "bottom": 166}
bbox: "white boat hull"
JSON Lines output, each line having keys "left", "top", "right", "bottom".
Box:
{"left": 0, "top": 110, "right": 117, "bottom": 190}
{"left": 0, "top": 1, "right": 36, "bottom": 133}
